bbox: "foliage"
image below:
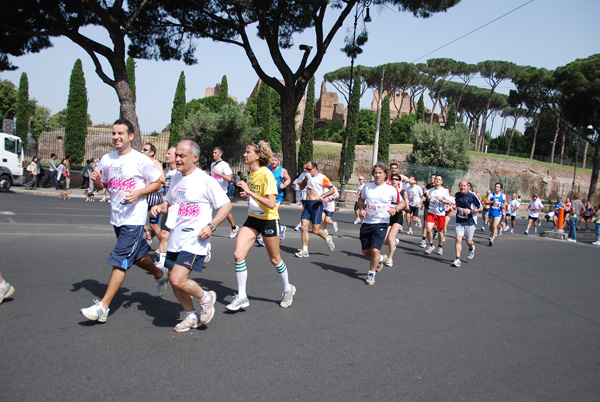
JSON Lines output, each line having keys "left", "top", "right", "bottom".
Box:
{"left": 219, "top": 75, "right": 228, "bottom": 102}
{"left": 245, "top": 85, "right": 282, "bottom": 152}
{"left": 29, "top": 102, "right": 53, "bottom": 140}
{"left": 65, "top": 59, "right": 88, "bottom": 164}
{"left": 390, "top": 114, "right": 416, "bottom": 144}
{"left": 0, "top": 79, "right": 17, "bottom": 119}
{"left": 182, "top": 102, "right": 258, "bottom": 169}
{"left": 357, "top": 109, "right": 376, "bottom": 145}
{"left": 315, "top": 120, "right": 345, "bottom": 143}
{"left": 378, "top": 95, "right": 391, "bottom": 164}
{"left": 170, "top": 71, "right": 186, "bottom": 147}
{"left": 416, "top": 94, "right": 425, "bottom": 122}
{"left": 256, "top": 82, "right": 271, "bottom": 143}
{"left": 15, "top": 73, "right": 29, "bottom": 146}
{"left": 446, "top": 102, "right": 456, "bottom": 128}
{"left": 298, "top": 76, "right": 315, "bottom": 174}
{"left": 126, "top": 56, "right": 137, "bottom": 105}
{"left": 339, "top": 72, "right": 361, "bottom": 181}
{"left": 407, "top": 122, "right": 470, "bottom": 170}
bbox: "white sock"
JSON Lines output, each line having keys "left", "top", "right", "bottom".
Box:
{"left": 0, "top": 280, "right": 6, "bottom": 289}
{"left": 275, "top": 261, "right": 291, "bottom": 292}
{"left": 235, "top": 260, "right": 248, "bottom": 298}
{"left": 159, "top": 252, "right": 166, "bottom": 265}
{"left": 303, "top": 246, "right": 308, "bottom": 252}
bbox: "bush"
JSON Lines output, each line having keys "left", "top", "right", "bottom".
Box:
{"left": 407, "top": 122, "right": 470, "bottom": 170}
{"left": 390, "top": 114, "right": 416, "bottom": 144}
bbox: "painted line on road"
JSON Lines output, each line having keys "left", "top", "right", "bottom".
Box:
{"left": 0, "top": 211, "right": 15, "bottom": 215}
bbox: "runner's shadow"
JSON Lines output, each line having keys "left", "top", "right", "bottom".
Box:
{"left": 311, "top": 261, "right": 362, "bottom": 281}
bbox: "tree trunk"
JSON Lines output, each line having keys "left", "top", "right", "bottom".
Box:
{"left": 551, "top": 117, "right": 560, "bottom": 164}
{"left": 529, "top": 114, "right": 541, "bottom": 159}
{"left": 114, "top": 77, "right": 142, "bottom": 149}
{"left": 587, "top": 144, "right": 600, "bottom": 203}
{"left": 280, "top": 89, "right": 299, "bottom": 202}
{"left": 582, "top": 140, "right": 589, "bottom": 169}
{"left": 560, "top": 130, "right": 566, "bottom": 165}
{"left": 506, "top": 114, "right": 520, "bottom": 156}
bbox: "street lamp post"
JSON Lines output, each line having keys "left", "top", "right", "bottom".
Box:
{"left": 339, "top": 0, "right": 371, "bottom": 203}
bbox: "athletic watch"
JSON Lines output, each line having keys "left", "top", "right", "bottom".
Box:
{"left": 208, "top": 223, "right": 217, "bottom": 232}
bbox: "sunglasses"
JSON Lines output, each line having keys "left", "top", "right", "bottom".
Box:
{"left": 141, "top": 148, "right": 149, "bottom": 152}
{"left": 304, "top": 167, "right": 313, "bottom": 171}
{"left": 252, "top": 141, "right": 261, "bottom": 153}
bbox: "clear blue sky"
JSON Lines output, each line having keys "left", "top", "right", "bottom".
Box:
{"left": 1, "top": 0, "right": 598, "bottom": 135}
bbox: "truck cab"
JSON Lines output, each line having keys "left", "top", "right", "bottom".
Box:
{"left": 0, "top": 133, "right": 25, "bottom": 192}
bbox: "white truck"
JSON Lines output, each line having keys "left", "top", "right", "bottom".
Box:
{"left": 0, "top": 132, "right": 26, "bottom": 192}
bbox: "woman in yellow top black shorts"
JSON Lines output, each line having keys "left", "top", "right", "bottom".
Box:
{"left": 226, "top": 140, "right": 296, "bottom": 311}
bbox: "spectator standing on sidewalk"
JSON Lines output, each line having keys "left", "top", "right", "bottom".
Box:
{"left": 42, "top": 153, "right": 58, "bottom": 188}
{"left": 566, "top": 193, "right": 585, "bottom": 242}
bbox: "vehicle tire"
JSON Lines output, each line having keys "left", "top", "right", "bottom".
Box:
{"left": 0, "top": 174, "right": 11, "bottom": 192}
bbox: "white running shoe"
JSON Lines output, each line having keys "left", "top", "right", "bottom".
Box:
{"left": 384, "top": 258, "right": 393, "bottom": 267}
{"left": 419, "top": 240, "right": 427, "bottom": 248}
{"left": 294, "top": 223, "right": 302, "bottom": 231}
{"left": 0, "top": 283, "right": 15, "bottom": 304}
{"left": 467, "top": 246, "right": 475, "bottom": 260}
{"left": 204, "top": 243, "right": 212, "bottom": 263}
{"left": 174, "top": 314, "right": 199, "bottom": 333}
{"left": 365, "top": 272, "right": 376, "bottom": 285}
{"left": 353, "top": 218, "right": 361, "bottom": 225}
{"left": 226, "top": 294, "right": 250, "bottom": 311}
{"left": 325, "top": 236, "right": 335, "bottom": 251}
{"left": 280, "top": 226, "right": 286, "bottom": 241}
{"left": 80, "top": 299, "right": 109, "bottom": 322}
{"left": 436, "top": 247, "right": 443, "bottom": 255}
{"left": 377, "top": 254, "right": 388, "bottom": 272}
{"left": 333, "top": 222, "right": 338, "bottom": 232}
{"left": 407, "top": 229, "right": 413, "bottom": 235}
{"left": 295, "top": 249, "right": 309, "bottom": 258}
{"left": 156, "top": 267, "right": 169, "bottom": 297}
{"left": 229, "top": 225, "right": 240, "bottom": 239}
{"left": 510, "top": 229, "right": 514, "bottom": 233}
{"left": 280, "top": 285, "right": 296, "bottom": 308}
{"left": 592, "top": 241, "right": 600, "bottom": 246}
{"left": 451, "top": 258, "right": 461, "bottom": 267}
{"left": 425, "top": 245, "right": 435, "bottom": 254}
{"left": 256, "top": 235, "right": 265, "bottom": 246}
{"left": 394, "top": 238, "right": 399, "bottom": 246}
{"left": 323, "top": 229, "right": 329, "bottom": 236}
{"left": 198, "top": 290, "right": 216, "bottom": 324}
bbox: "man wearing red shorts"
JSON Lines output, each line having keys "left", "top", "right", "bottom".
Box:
{"left": 424, "top": 175, "right": 452, "bottom": 256}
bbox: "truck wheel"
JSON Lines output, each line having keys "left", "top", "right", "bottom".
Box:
{"left": 0, "top": 174, "right": 11, "bottom": 192}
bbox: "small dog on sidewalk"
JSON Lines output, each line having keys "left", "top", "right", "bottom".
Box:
{"left": 83, "top": 189, "right": 95, "bottom": 202}
{"left": 58, "top": 191, "right": 71, "bottom": 200}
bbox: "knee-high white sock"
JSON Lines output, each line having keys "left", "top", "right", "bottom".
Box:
{"left": 235, "top": 260, "right": 248, "bottom": 298}
{"left": 275, "top": 261, "right": 291, "bottom": 292}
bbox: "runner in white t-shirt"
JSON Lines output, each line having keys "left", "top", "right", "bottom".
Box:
{"left": 156, "top": 146, "right": 178, "bottom": 268}
{"left": 211, "top": 147, "right": 239, "bottom": 239}
{"left": 507, "top": 193, "right": 521, "bottom": 233}
{"left": 358, "top": 163, "right": 399, "bottom": 285}
{"left": 80, "top": 119, "right": 169, "bottom": 324}
{"left": 405, "top": 178, "right": 423, "bottom": 235}
{"left": 150, "top": 140, "right": 232, "bottom": 332}
{"left": 525, "top": 193, "right": 544, "bottom": 235}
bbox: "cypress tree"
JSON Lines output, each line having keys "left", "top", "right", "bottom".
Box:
{"left": 378, "top": 95, "right": 390, "bottom": 164}
{"left": 339, "top": 72, "right": 360, "bottom": 181}
{"left": 298, "top": 76, "right": 315, "bottom": 174}
{"left": 256, "top": 82, "right": 271, "bottom": 142}
{"left": 446, "top": 102, "right": 456, "bottom": 129}
{"left": 65, "top": 59, "right": 88, "bottom": 164}
{"left": 219, "top": 75, "right": 228, "bottom": 107}
{"left": 15, "top": 72, "right": 30, "bottom": 147}
{"left": 126, "top": 56, "right": 137, "bottom": 104}
{"left": 170, "top": 71, "right": 186, "bottom": 147}
{"left": 417, "top": 94, "right": 425, "bottom": 123}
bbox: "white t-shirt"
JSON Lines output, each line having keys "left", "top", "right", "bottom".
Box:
{"left": 165, "top": 169, "right": 230, "bottom": 255}
{"left": 163, "top": 167, "right": 178, "bottom": 194}
{"left": 99, "top": 150, "right": 161, "bottom": 226}
{"left": 427, "top": 187, "right": 451, "bottom": 216}
{"left": 210, "top": 160, "right": 233, "bottom": 192}
{"left": 508, "top": 199, "right": 521, "bottom": 216}
{"left": 360, "top": 182, "right": 399, "bottom": 225}
{"left": 406, "top": 185, "right": 423, "bottom": 207}
{"left": 528, "top": 199, "right": 544, "bottom": 218}
{"left": 322, "top": 186, "right": 339, "bottom": 212}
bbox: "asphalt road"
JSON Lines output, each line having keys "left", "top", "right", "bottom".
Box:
{"left": 0, "top": 192, "right": 599, "bottom": 401}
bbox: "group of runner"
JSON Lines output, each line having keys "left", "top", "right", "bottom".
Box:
{"left": 79, "top": 126, "right": 597, "bottom": 331}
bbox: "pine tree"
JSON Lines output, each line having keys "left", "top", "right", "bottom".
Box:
{"left": 256, "top": 82, "right": 271, "bottom": 142}
{"left": 298, "top": 76, "right": 315, "bottom": 174}
{"left": 417, "top": 94, "right": 425, "bottom": 123}
{"left": 65, "top": 59, "right": 88, "bottom": 164}
{"left": 170, "top": 71, "right": 186, "bottom": 146}
{"left": 378, "top": 95, "right": 391, "bottom": 164}
{"left": 339, "top": 72, "right": 360, "bottom": 181}
{"left": 15, "top": 73, "right": 30, "bottom": 147}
